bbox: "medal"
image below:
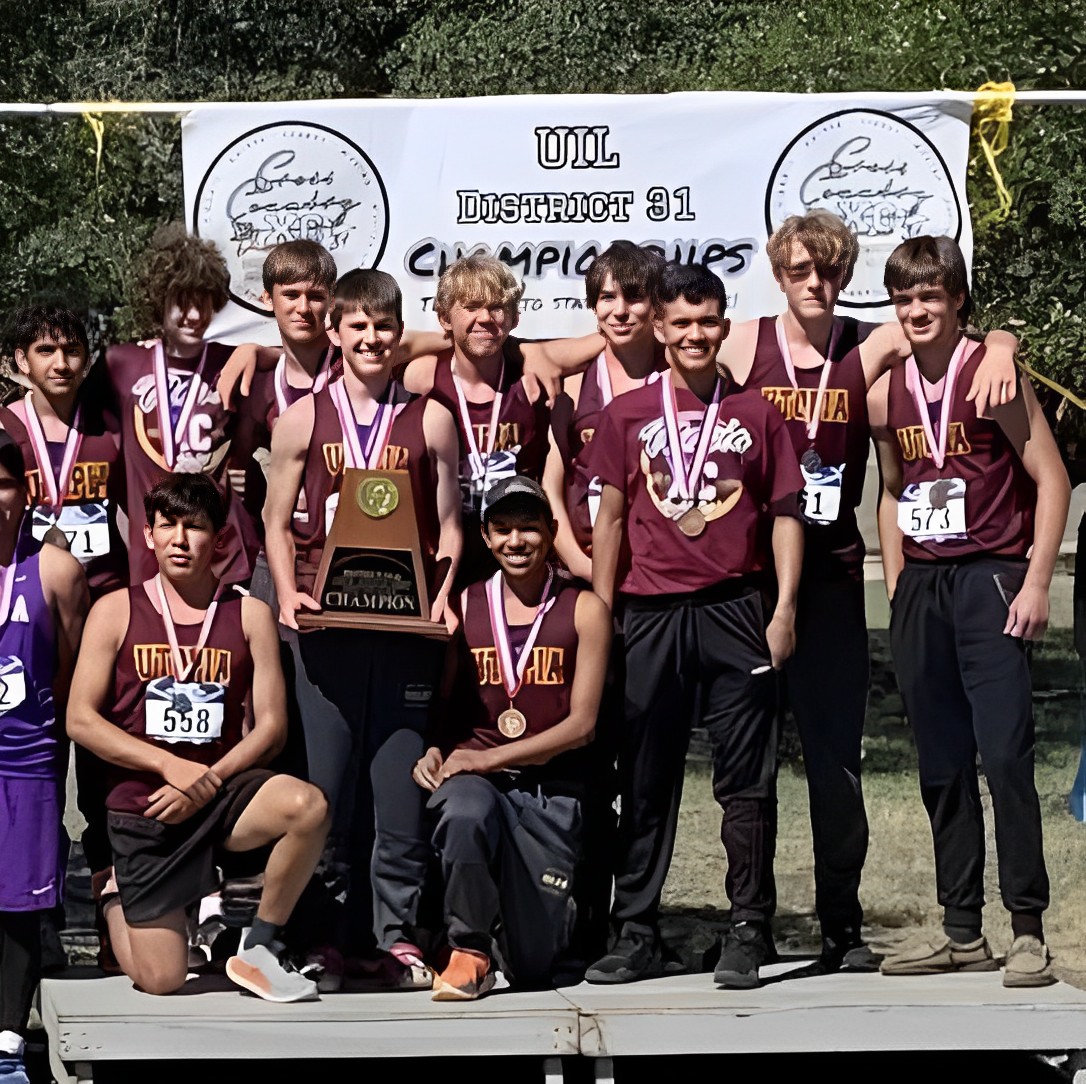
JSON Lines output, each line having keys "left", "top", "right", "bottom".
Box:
{"left": 20, "top": 393, "right": 83, "bottom": 512}
{"left": 659, "top": 373, "right": 722, "bottom": 538}
{"left": 330, "top": 379, "right": 401, "bottom": 470}
{"left": 775, "top": 318, "right": 836, "bottom": 445}
{"left": 800, "top": 447, "right": 823, "bottom": 473}
{"left": 154, "top": 574, "right": 223, "bottom": 682}
{"left": 452, "top": 362, "right": 504, "bottom": 490}
{"left": 485, "top": 566, "right": 557, "bottom": 741}
{"left": 905, "top": 336, "right": 975, "bottom": 469}
{"left": 274, "top": 347, "right": 333, "bottom": 416}
{"left": 152, "top": 342, "right": 208, "bottom": 470}
{"left": 497, "top": 707, "right": 528, "bottom": 739}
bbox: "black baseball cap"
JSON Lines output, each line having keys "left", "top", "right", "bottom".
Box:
{"left": 480, "top": 475, "right": 552, "bottom": 524}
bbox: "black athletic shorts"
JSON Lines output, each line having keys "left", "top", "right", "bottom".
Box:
{"left": 107, "top": 768, "right": 273, "bottom": 924}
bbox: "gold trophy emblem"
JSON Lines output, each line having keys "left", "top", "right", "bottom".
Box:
{"left": 357, "top": 476, "right": 400, "bottom": 519}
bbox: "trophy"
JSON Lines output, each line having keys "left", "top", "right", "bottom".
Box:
{"left": 296, "top": 467, "right": 449, "bottom": 638}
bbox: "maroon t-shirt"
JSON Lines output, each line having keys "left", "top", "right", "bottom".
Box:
{"left": 0, "top": 400, "right": 128, "bottom": 600}
{"left": 430, "top": 355, "right": 550, "bottom": 585}
{"left": 551, "top": 354, "right": 666, "bottom": 553}
{"left": 445, "top": 574, "right": 587, "bottom": 786}
{"left": 291, "top": 379, "right": 444, "bottom": 597}
{"left": 592, "top": 378, "right": 804, "bottom": 597}
{"left": 106, "top": 342, "right": 260, "bottom": 586}
{"left": 106, "top": 584, "right": 253, "bottom": 814}
{"left": 746, "top": 316, "right": 875, "bottom": 577}
{"left": 886, "top": 344, "right": 1036, "bottom": 562}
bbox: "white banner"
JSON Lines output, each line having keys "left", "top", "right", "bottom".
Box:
{"left": 181, "top": 92, "right": 973, "bottom": 344}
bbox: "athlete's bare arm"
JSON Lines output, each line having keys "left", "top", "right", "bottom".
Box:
{"left": 67, "top": 590, "right": 220, "bottom": 820}
{"left": 590, "top": 482, "right": 625, "bottom": 611}
{"left": 859, "top": 323, "right": 1019, "bottom": 412}
{"left": 263, "top": 395, "right": 320, "bottom": 630}
{"left": 39, "top": 544, "right": 89, "bottom": 718}
{"left": 423, "top": 399, "right": 465, "bottom": 632}
{"left": 991, "top": 377, "right": 1072, "bottom": 640}
{"left": 217, "top": 344, "right": 280, "bottom": 411}
{"left": 868, "top": 373, "right": 906, "bottom": 598}
{"left": 714, "top": 318, "right": 760, "bottom": 387}
{"left": 413, "top": 589, "right": 611, "bottom": 788}
{"left": 767, "top": 513, "right": 803, "bottom": 669}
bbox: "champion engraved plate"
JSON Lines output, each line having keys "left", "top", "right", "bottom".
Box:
{"left": 297, "top": 467, "right": 449, "bottom": 638}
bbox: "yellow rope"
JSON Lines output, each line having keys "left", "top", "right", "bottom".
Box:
{"left": 82, "top": 112, "right": 105, "bottom": 185}
{"left": 973, "top": 81, "right": 1015, "bottom": 221}
{"left": 1017, "top": 359, "right": 1086, "bottom": 412}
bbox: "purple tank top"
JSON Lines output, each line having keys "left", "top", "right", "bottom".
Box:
{"left": 0, "top": 552, "right": 59, "bottom": 779}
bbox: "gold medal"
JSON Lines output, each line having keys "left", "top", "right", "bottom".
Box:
{"left": 677, "top": 507, "right": 706, "bottom": 538}
{"left": 356, "top": 476, "right": 399, "bottom": 518}
{"left": 497, "top": 706, "right": 527, "bottom": 739}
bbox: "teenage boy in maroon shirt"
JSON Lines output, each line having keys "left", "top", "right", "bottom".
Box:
{"left": 871, "top": 236, "right": 1069, "bottom": 988}
{"left": 585, "top": 261, "right": 804, "bottom": 989}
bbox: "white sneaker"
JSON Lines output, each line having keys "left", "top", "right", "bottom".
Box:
{"left": 226, "top": 938, "right": 320, "bottom": 1002}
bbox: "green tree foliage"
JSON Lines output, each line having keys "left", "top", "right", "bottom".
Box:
{"left": 0, "top": 0, "right": 1081, "bottom": 430}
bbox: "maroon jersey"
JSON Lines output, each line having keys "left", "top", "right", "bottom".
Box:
{"left": 106, "top": 342, "right": 260, "bottom": 586}
{"left": 291, "top": 379, "right": 443, "bottom": 596}
{"left": 105, "top": 584, "right": 254, "bottom": 814}
{"left": 431, "top": 356, "right": 550, "bottom": 584}
{"left": 551, "top": 354, "right": 665, "bottom": 553}
{"left": 747, "top": 316, "right": 875, "bottom": 576}
{"left": 886, "top": 344, "right": 1036, "bottom": 562}
{"left": 0, "top": 400, "right": 127, "bottom": 599}
{"left": 592, "top": 380, "right": 803, "bottom": 597}
{"left": 449, "top": 574, "right": 587, "bottom": 785}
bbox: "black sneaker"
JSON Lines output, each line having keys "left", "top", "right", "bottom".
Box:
{"left": 821, "top": 927, "right": 882, "bottom": 973}
{"left": 585, "top": 927, "right": 685, "bottom": 985}
{"left": 714, "top": 921, "right": 773, "bottom": 988}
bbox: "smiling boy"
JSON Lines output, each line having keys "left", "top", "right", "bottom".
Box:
{"left": 412, "top": 475, "right": 610, "bottom": 1000}
{"left": 585, "top": 261, "right": 805, "bottom": 989}
{"left": 263, "top": 268, "right": 461, "bottom": 976}
{"left": 67, "top": 473, "right": 329, "bottom": 1002}
{"left": 870, "top": 236, "right": 1070, "bottom": 987}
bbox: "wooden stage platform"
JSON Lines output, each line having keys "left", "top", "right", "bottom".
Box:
{"left": 42, "top": 961, "right": 1086, "bottom": 1082}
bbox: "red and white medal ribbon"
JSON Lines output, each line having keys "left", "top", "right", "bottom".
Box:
{"left": 0, "top": 555, "right": 18, "bottom": 624}
{"left": 21, "top": 393, "right": 83, "bottom": 511}
{"left": 152, "top": 343, "right": 208, "bottom": 469}
{"left": 660, "top": 374, "right": 722, "bottom": 503}
{"left": 154, "top": 574, "right": 222, "bottom": 683}
{"left": 274, "top": 347, "right": 333, "bottom": 416}
{"left": 905, "top": 336, "right": 973, "bottom": 470}
{"left": 486, "top": 567, "right": 556, "bottom": 702}
{"left": 452, "top": 363, "right": 504, "bottom": 479}
{"left": 775, "top": 319, "right": 834, "bottom": 444}
{"left": 330, "top": 379, "right": 398, "bottom": 469}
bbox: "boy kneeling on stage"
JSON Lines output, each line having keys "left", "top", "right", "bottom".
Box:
{"left": 412, "top": 476, "right": 610, "bottom": 1000}
{"left": 68, "top": 473, "right": 330, "bottom": 1001}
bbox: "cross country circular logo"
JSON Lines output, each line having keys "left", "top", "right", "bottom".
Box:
{"left": 765, "top": 109, "right": 962, "bottom": 309}
{"left": 193, "top": 121, "right": 390, "bottom": 314}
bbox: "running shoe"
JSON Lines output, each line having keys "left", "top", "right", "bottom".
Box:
{"left": 226, "top": 937, "right": 320, "bottom": 1002}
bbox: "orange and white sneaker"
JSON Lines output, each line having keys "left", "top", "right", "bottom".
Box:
{"left": 431, "top": 947, "right": 501, "bottom": 1002}
{"left": 226, "top": 938, "right": 320, "bottom": 1002}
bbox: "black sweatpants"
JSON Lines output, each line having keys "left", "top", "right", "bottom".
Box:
{"left": 0, "top": 910, "right": 40, "bottom": 1034}
{"left": 783, "top": 569, "right": 869, "bottom": 934}
{"left": 428, "top": 772, "right": 581, "bottom": 985}
{"left": 611, "top": 585, "right": 779, "bottom": 933}
{"left": 890, "top": 557, "right": 1049, "bottom": 930}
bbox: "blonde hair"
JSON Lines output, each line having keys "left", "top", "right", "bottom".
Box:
{"left": 434, "top": 255, "right": 524, "bottom": 320}
{"left": 766, "top": 211, "right": 859, "bottom": 287}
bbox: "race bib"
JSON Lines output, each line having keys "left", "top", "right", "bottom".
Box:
{"left": 32, "top": 503, "right": 111, "bottom": 558}
{"left": 144, "top": 676, "right": 225, "bottom": 744}
{"left": 462, "top": 448, "right": 520, "bottom": 512}
{"left": 800, "top": 461, "right": 843, "bottom": 525}
{"left": 0, "top": 656, "right": 27, "bottom": 716}
{"left": 898, "top": 478, "right": 968, "bottom": 540}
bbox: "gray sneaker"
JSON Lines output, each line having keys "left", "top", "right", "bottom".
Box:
{"left": 881, "top": 933, "right": 998, "bottom": 976}
{"left": 226, "top": 938, "right": 320, "bottom": 1002}
{"left": 1003, "top": 935, "right": 1056, "bottom": 988}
